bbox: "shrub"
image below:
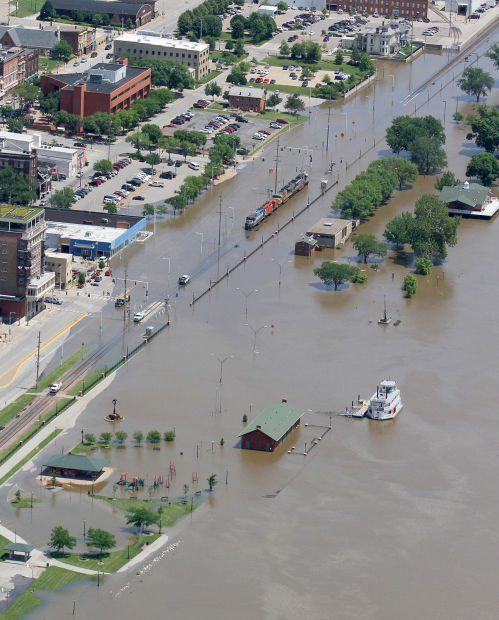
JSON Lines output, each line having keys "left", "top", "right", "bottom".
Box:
{"left": 415, "top": 257, "right": 432, "bottom": 275}
{"left": 163, "top": 430, "right": 176, "bottom": 442}
{"left": 351, "top": 268, "right": 368, "bottom": 284}
{"left": 402, "top": 274, "right": 417, "bottom": 298}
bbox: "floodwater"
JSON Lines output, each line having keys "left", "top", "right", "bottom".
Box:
{"left": 3, "top": 30, "right": 499, "bottom": 619}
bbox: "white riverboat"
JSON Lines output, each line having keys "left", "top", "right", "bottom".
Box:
{"left": 367, "top": 380, "right": 403, "bottom": 420}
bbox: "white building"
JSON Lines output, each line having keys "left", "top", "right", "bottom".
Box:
{"left": 444, "top": 0, "right": 483, "bottom": 14}
{"left": 355, "top": 24, "right": 408, "bottom": 56}
{"left": 113, "top": 33, "right": 210, "bottom": 81}
{"left": 257, "top": 5, "right": 279, "bottom": 16}
{"left": 0, "top": 131, "right": 81, "bottom": 178}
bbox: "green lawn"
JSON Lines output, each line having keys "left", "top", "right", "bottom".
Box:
{"left": 0, "top": 394, "right": 36, "bottom": 428}
{"left": 0, "top": 429, "right": 62, "bottom": 486}
{"left": 95, "top": 495, "right": 198, "bottom": 526}
{"left": 28, "top": 347, "right": 89, "bottom": 394}
{"left": 1, "top": 567, "right": 87, "bottom": 620}
{"left": 10, "top": 495, "right": 41, "bottom": 509}
{"left": 10, "top": 0, "right": 40, "bottom": 17}
{"left": 52, "top": 533, "right": 161, "bottom": 572}
{"left": 38, "top": 56, "right": 59, "bottom": 73}
{"left": 218, "top": 32, "right": 255, "bottom": 45}
{"left": 198, "top": 70, "right": 222, "bottom": 85}
{"left": 0, "top": 533, "right": 10, "bottom": 559}
{"left": 67, "top": 367, "right": 106, "bottom": 396}
{"left": 261, "top": 55, "right": 361, "bottom": 77}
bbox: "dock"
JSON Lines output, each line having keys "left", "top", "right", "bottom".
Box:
{"left": 316, "top": 399, "right": 369, "bottom": 419}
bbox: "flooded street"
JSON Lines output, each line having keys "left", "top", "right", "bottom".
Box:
{"left": 4, "top": 29, "right": 499, "bottom": 619}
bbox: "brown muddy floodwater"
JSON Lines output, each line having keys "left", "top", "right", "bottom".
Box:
{"left": 5, "top": 38, "right": 499, "bottom": 619}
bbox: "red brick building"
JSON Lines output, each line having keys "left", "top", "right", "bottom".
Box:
{"left": 239, "top": 400, "right": 302, "bottom": 452}
{"left": 228, "top": 87, "right": 266, "bottom": 113}
{"left": 0, "top": 46, "right": 39, "bottom": 96}
{"left": 41, "top": 59, "right": 151, "bottom": 118}
{"left": 326, "top": 0, "right": 427, "bottom": 19}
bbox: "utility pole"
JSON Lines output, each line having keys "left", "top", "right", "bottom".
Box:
{"left": 123, "top": 267, "right": 127, "bottom": 326}
{"left": 35, "top": 332, "right": 41, "bottom": 391}
{"left": 217, "top": 194, "right": 223, "bottom": 265}
{"left": 326, "top": 100, "right": 331, "bottom": 151}
{"left": 274, "top": 137, "right": 280, "bottom": 194}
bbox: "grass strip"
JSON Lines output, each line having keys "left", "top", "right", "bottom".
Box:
{"left": 52, "top": 532, "right": 161, "bottom": 572}
{"left": 1, "top": 566, "right": 87, "bottom": 620}
{"left": 67, "top": 368, "right": 106, "bottom": 396}
{"left": 9, "top": 0, "right": 38, "bottom": 17}
{"left": 10, "top": 496, "right": 42, "bottom": 509}
{"left": 95, "top": 494, "right": 198, "bottom": 526}
{"left": 197, "top": 70, "right": 222, "bottom": 84}
{"left": 27, "top": 347, "right": 89, "bottom": 394}
{"left": 0, "top": 395, "right": 36, "bottom": 428}
{"left": 260, "top": 55, "right": 362, "bottom": 76}
{"left": 39, "top": 56, "right": 59, "bottom": 73}
{"left": 0, "top": 429, "right": 62, "bottom": 486}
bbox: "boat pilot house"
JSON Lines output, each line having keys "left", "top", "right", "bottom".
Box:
{"left": 43, "top": 454, "right": 108, "bottom": 480}
{"left": 239, "top": 400, "right": 302, "bottom": 452}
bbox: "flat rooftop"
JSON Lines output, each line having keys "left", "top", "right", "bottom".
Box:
{"left": 306, "top": 218, "right": 350, "bottom": 236}
{"left": 47, "top": 65, "right": 149, "bottom": 94}
{"left": 0, "top": 206, "right": 43, "bottom": 222}
{"left": 115, "top": 33, "right": 209, "bottom": 52}
{"left": 46, "top": 221, "right": 124, "bottom": 244}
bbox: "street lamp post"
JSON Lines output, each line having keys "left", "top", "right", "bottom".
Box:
{"left": 442, "top": 100, "right": 447, "bottom": 124}
{"left": 244, "top": 323, "right": 268, "bottom": 353}
{"left": 236, "top": 288, "right": 257, "bottom": 321}
{"left": 217, "top": 355, "right": 233, "bottom": 385}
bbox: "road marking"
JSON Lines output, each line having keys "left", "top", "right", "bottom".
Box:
{"left": 0, "top": 312, "right": 88, "bottom": 389}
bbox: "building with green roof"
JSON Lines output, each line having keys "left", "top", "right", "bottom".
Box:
{"left": 43, "top": 454, "right": 109, "bottom": 480}
{"left": 438, "top": 182, "right": 498, "bottom": 219}
{"left": 239, "top": 400, "right": 302, "bottom": 452}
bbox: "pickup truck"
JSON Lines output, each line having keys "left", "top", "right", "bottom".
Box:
{"left": 50, "top": 383, "right": 62, "bottom": 394}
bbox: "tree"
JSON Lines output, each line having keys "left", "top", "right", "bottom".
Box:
{"left": 39, "top": 0, "right": 55, "bottom": 20}
{"left": 284, "top": 95, "right": 305, "bottom": 114}
{"left": 205, "top": 82, "right": 221, "bottom": 101}
{"left": 233, "top": 39, "right": 245, "bottom": 57}
{"left": 126, "top": 131, "right": 148, "bottom": 154}
{"left": 86, "top": 528, "right": 115, "bottom": 555}
{"left": 104, "top": 202, "right": 117, "bottom": 213}
{"left": 335, "top": 50, "right": 344, "bottom": 65}
{"left": 147, "top": 429, "right": 161, "bottom": 443}
{"left": 14, "top": 489, "right": 21, "bottom": 502}
{"left": 410, "top": 194, "right": 460, "bottom": 261}
{"left": 141, "top": 123, "right": 162, "bottom": 144}
{"left": 84, "top": 433, "right": 95, "bottom": 444}
{"left": 386, "top": 115, "right": 445, "bottom": 155}
{"left": 266, "top": 93, "right": 282, "bottom": 108}
{"left": 457, "top": 67, "right": 494, "bottom": 102}
{"left": 466, "top": 105, "right": 499, "bottom": 153}
{"left": 403, "top": 274, "right": 417, "bottom": 298}
{"left": 126, "top": 507, "right": 158, "bottom": 533}
{"left": 51, "top": 187, "right": 74, "bottom": 209}
{"left": 409, "top": 135, "right": 447, "bottom": 174}
{"left": 277, "top": 0, "right": 288, "bottom": 10}
{"left": 486, "top": 42, "right": 499, "bottom": 69}
{"left": 145, "top": 152, "right": 160, "bottom": 171}
{"left": 77, "top": 272, "right": 85, "bottom": 285}
{"left": 99, "top": 431, "right": 112, "bottom": 444}
{"left": 163, "top": 430, "right": 175, "bottom": 441}
{"left": 14, "top": 83, "right": 41, "bottom": 108}
{"left": 415, "top": 257, "right": 432, "bottom": 275}
{"left": 358, "top": 52, "right": 375, "bottom": 74}
{"left": 49, "top": 526, "right": 76, "bottom": 554}
{"left": 93, "top": 159, "right": 113, "bottom": 175}
{"left": 177, "top": 10, "right": 193, "bottom": 35}
{"left": 280, "top": 40, "right": 290, "bottom": 56}
{"left": 434, "top": 170, "right": 460, "bottom": 190}
{"left": 351, "top": 234, "right": 388, "bottom": 263}
{"left": 231, "top": 18, "right": 245, "bottom": 39}
{"left": 179, "top": 141, "right": 196, "bottom": 161}
{"left": 98, "top": 259, "right": 105, "bottom": 269}
{"left": 0, "top": 167, "right": 36, "bottom": 205}
{"left": 160, "top": 136, "right": 180, "bottom": 159}
{"left": 6, "top": 117, "right": 28, "bottom": 133}
{"left": 50, "top": 40, "right": 73, "bottom": 63}
{"left": 314, "top": 261, "right": 357, "bottom": 290}
{"left": 133, "top": 431, "right": 144, "bottom": 444}
{"left": 368, "top": 157, "right": 418, "bottom": 190}
{"left": 115, "top": 430, "right": 128, "bottom": 443}
{"left": 466, "top": 152, "right": 499, "bottom": 186}
{"left": 383, "top": 212, "right": 413, "bottom": 248}
{"left": 207, "top": 474, "right": 217, "bottom": 491}
{"left": 143, "top": 203, "right": 155, "bottom": 216}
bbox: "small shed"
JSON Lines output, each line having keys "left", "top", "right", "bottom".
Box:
{"left": 5, "top": 542, "right": 34, "bottom": 561}
{"left": 43, "top": 454, "right": 108, "bottom": 480}
{"left": 239, "top": 400, "right": 302, "bottom": 452}
{"left": 258, "top": 5, "right": 278, "bottom": 16}
{"left": 305, "top": 218, "right": 356, "bottom": 248}
{"left": 295, "top": 234, "right": 317, "bottom": 257}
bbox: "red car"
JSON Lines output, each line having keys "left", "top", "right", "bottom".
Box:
{"left": 276, "top": 118, "right": 289, "bottom": 124}
{"left": 105, "top": 269, "right": 112, "bottom": 276}
{"left": 259, "top": 130, "right": 270, "bottom": 135}
{"left": 256, "top": 77, "right": 263, "bottom": 83}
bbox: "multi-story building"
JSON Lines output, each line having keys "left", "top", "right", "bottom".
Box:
{"left": 57, "top": 24, "right": 96, "bottom": 57}
{"left": 49, "top": 0, "right": 158, "bottom": 28}
{"left": 114, "top": 33, "right": 210, "bottom": 81}
{"left": 0, "top": 26, "right": 58, "bottom": 56}
{"left": 0, "top": 45, "right": 39, "bottom": 96}
{"left": 354, "top": 24, "right": 408, "bottom": 55}
{"left": 45, "top": 251, "right": 72, "bottom": 289}
{"left": 326, "top": 0, "right": 428, "bottom": 19}
{"left": 0, "top": 206, "right": 53, "bottom": 322}
{"left": 228, "top": 87, "right": 266, "bottom": 112}
{"left": 41, "top": 59, "right": 151, "bottom": 118}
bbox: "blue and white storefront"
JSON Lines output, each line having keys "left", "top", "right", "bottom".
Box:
{"left": 45, "top": 217, "right": 147, "bottom": 259}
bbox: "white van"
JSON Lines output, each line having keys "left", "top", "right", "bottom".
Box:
{"left": 188, "top": 162, "right": 200, "bottom": 171}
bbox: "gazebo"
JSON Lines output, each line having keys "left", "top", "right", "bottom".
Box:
{"left": 5, "top": 542, "right": 34, "bottom": 561}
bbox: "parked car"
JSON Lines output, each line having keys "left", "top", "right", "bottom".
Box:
{"left": 188, "top": 162, "right": 200, "bottom": 171}
{"left": 45, "top": 295, "right": 62, "bottom": 305}
{"left": 149, "top": 181, "right": 165, "bottom": 187}
{"left": 161, "top": 171, "right": 176, "bottom": 179}
{"left": 178, "top": 274, "right": 191, "bottom": 285}
{"left": 134, "top": 195, "right": 145, "bottom": 200}
{"left": 50, "top": 382, "right": 62, "bottom": 394}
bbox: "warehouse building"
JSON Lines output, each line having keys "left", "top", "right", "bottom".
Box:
{"left": 239, "top": 400, "right": 302, "bottom": 452}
